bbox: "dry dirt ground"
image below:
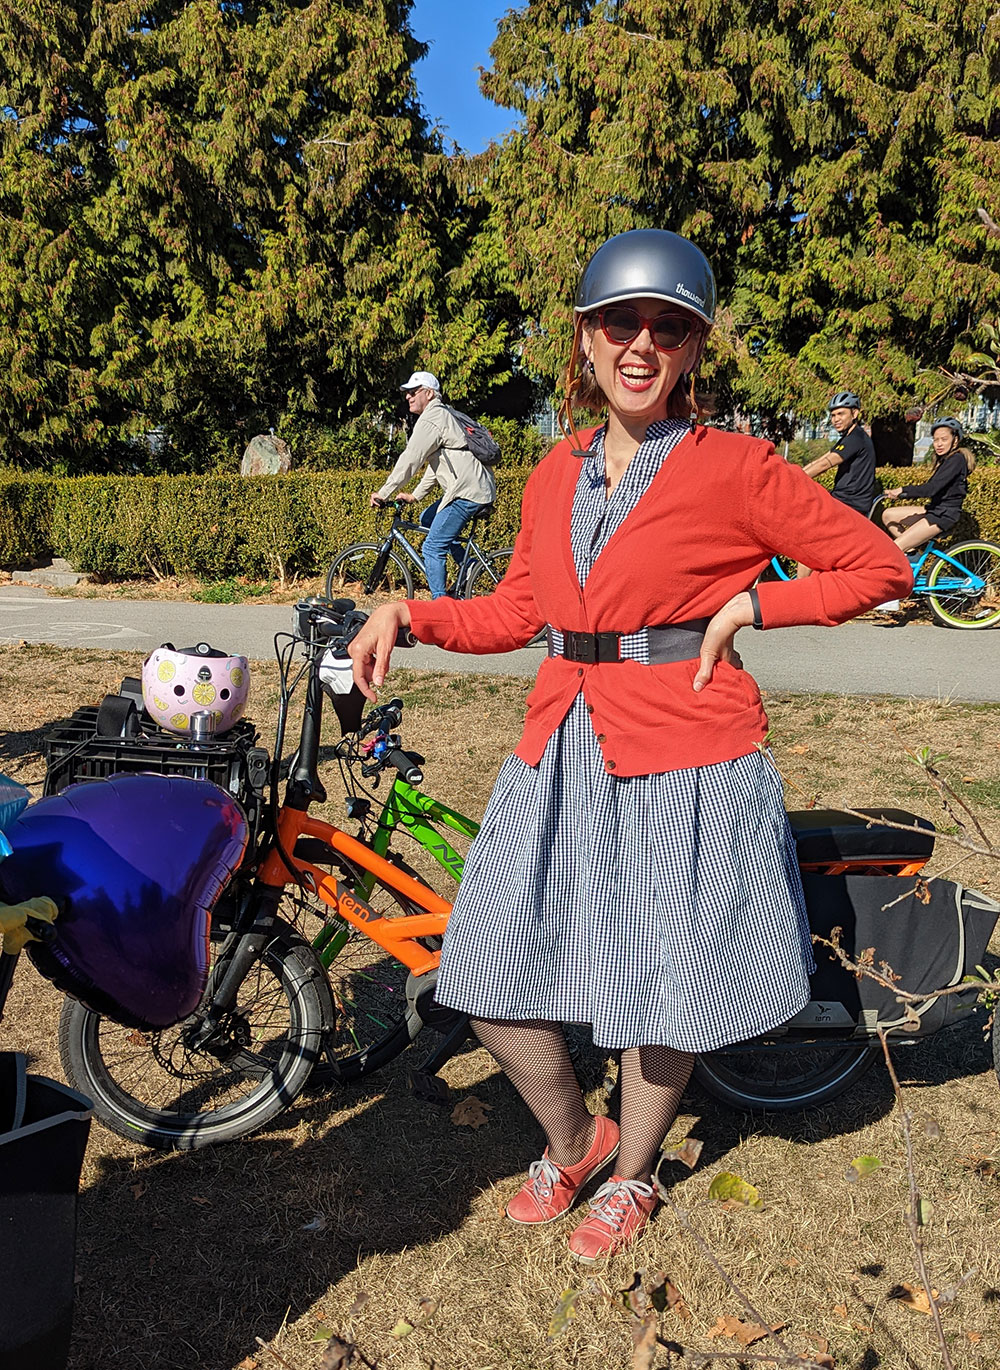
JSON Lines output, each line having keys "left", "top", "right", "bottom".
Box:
{"left": 2, "top": 643, "right": 1000, "bottom": 1370}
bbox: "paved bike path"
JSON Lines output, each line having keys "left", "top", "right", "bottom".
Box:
{"left": 1, "top": 585, "right": 998, "bottom": 701}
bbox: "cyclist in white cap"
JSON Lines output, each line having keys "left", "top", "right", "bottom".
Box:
{"left": 371, "top": 371, "right": 496, "bottom": 598}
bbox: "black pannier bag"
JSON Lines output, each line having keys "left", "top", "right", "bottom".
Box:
{"left": 792, "top": 874, "right": 999, "bottom": 1038}
{"left": 0, "top": 1053, "right": 92, "bottom": 1370}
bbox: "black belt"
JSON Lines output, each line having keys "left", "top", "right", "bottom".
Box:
{"left": 546, "top": 619, "right": 710, "bottom": 665}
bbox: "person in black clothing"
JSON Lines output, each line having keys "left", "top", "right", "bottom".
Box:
{"left": 803, "top": 391, "right": 877, "bottom": 515}
{"left": 881, "top": 417, "right": 975, "bottom": 552}
{"left": 796, "top": 391, "right": 877, "bottom": 577}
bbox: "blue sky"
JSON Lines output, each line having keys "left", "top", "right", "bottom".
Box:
{"left": 410, "top": 2, "right": 519, "bottom": 153}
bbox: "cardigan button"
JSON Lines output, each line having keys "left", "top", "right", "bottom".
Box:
{"left": 577, "top": 668, "right": 583, "bottom": 678}
{"left": 607, "top": 760, "right": 617, "bottom": 771}
{"left": 596, "top": 734, "right": 606, "bottom": 743}
{"left": 586, "top": 704, "right": 594, "bottom": 715}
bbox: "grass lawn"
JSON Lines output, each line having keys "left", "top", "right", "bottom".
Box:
{"left": 1, "top": 644, "right": 999, "bottom": 1370}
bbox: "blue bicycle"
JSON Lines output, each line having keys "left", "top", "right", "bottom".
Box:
{"left": 766, "top": 496, "right": 1000, "bottom": 629}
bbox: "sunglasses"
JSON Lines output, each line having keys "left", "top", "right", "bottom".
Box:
{"left": 596, "top": 306, "right": 695, "bottom": 353}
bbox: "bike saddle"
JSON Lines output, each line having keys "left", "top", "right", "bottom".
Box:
{"left": 0, "top": 774, "right": 248, "bottom": 1030}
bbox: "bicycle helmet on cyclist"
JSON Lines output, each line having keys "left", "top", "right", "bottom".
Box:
{"left": 574, "top": 229, "right": 716, "bottom": 326}
{"left": 930, "top": 416, "right": 963, "bottom": 442}
{"left": 142, "top": 642, "right": 250, "bottom": 736}
{"left": 829, "top": 391, "right": 861, "bottom": 411}
{"left": 562, "top": 229, "right": 716, "bottom": 446}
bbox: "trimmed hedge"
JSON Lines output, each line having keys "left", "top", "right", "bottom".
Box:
{"left": 0, "top": 474, "right": 56, "bottom": 567}
{"left": 3, "top": 463, "right": 1000, "bottom": 582}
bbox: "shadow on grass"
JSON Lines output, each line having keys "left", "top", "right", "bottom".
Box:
{"left": 68, "top": 1056, "right": 529, "bottom": 1370}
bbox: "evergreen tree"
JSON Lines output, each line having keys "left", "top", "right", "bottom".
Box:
{"left": 478, "top": 0, "right": 1000, "bottom": 451}
{"left": 0, "top": 0, "right": 520, "bottom": 470}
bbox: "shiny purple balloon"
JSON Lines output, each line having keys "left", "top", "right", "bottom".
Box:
{"left": 0, "top": 774, "right": 248, "bottom": 1029}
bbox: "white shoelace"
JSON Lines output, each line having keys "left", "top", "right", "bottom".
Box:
{"left": 526, "top": 1155, "right": 562, "bottom": 1199}
{"left": 585, "top": 1178, "right": 655, "bottom": 1232}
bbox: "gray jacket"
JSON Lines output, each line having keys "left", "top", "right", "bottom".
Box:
{"left": 375, "top": 396, "right": 496, "bottom": 509}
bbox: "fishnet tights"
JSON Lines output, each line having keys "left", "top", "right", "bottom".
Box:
{"left": 472, "top": 1017, "right": 695, "bottom": 1182}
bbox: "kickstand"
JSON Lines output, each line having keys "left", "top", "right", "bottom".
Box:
{"left": 406, "top": 1013, "right": 470, "bottom": 1105}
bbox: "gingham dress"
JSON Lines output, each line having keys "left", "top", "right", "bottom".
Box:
{"left": 434, "top": 420, "right": 814, "bottom": 1052}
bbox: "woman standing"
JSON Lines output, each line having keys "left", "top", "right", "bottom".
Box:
{"left": 349, "top": 230, "right": 912, "bottom": 1261}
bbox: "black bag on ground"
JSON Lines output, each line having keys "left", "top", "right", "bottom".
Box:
{"left": 445, "top": 408, "right": 502, "bottom": 466}
{"left": 0, "top": 1053, "right": 92, "bottom": 1370}
{"left": 797, "top": 874, "right": 999, "bottom": 1038}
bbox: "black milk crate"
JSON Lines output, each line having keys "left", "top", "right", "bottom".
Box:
{"left": 43, "top": 707, "right": 261, "bottom": 805}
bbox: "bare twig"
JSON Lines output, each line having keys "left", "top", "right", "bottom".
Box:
{"left": 658, "top": 1345, "right": 832, "bottom": 1368}
{"left": 813, "top": 931, "right": 1000, "bottom": 1005}
{"left": 876, "top": 1031, "right": 955, "bottom": 1370}
{"left": 650, "top": 1185, "right": 801, "bottom": 1364}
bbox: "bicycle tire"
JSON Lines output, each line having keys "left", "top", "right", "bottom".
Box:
{"left": 993, "top": 1003, "right": 1000, "bottom": 1093}
{"left": 289, "top": 851, "right": 445, "bottom": 1083}
{"left": 464, "top": 549, "right": 547, "bottom": 646}
{"left": 462, "top": 547, "right": 514, "bottom": 598}
{"left": 326, "top": 543, "right": 414, "bottom": 600}
{"left": 926, "top": 540, "right": 1000, "bottom": 629}
{"left": 58, "top": 920, "right": 326, "bottom": 1150}
{"left": 693, "top": 1041, "right": 878, "bottom": 1112}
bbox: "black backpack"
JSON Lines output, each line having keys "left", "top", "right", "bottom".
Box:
{"left": 446, "top": 408, "right": 502, "bottom": 466}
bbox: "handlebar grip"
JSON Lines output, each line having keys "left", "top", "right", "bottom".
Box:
{"left": 384, "top": 748, "right": 424, "bottom": 785}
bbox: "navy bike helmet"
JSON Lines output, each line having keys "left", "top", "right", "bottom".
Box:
{"left": 829, "top": 391, "right": 861, "bottom": 411}
{"left": 931, "top": 416, "right": 964, "bottom": 442}
{"left": 574, "top": 229, "right": 716, "bottom": 327}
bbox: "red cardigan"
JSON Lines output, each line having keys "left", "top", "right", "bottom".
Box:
{"left": 406, "top": 427, "right": 913, "bottom": 776}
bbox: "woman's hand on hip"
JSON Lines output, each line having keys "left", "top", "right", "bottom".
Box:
{"left": 692, "top": 593, "right": 754, "bottom": 692}
{"left": 348, "top": 602, "right": 413, "bottom": 701}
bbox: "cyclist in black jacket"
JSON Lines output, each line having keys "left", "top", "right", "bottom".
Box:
{"left": 796, "top": 391, "right": 877, "bottom": 578}
{"left": 881, "top": 417, "right": 975, "bottom": 553}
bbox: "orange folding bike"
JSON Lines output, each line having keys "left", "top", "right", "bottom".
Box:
{"left": 58, "top": 598, "right": 477, "bottom": 1150}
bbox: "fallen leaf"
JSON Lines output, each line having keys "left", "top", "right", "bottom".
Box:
{"left": 846, "top": 1155, "right": 882, "bottom": 1182}
{"left": 788, "top": 744, "right": 810, "bottom": 754}
{"left": 832, "top": 1303, "right": 848, "bottom": 1319}
{"left": 451, "top": 1095, "right": 492, "bottom": 1128}
{"left": 630, "top": 1313, "right": 657, "bottom": 1370}
{"left": 347, "top": 1292, "right": 369, "bottom": 1318}
{"left": 967, "top": 1331, "right": 983, "bottom": 1344}
{"left": 781, "top": 1258, "right": 800, "bottom": 1269}
{"left": 661, "top": 1136, "right": 703, "bottom": 1169}
{"left": 962, "top": 776, "right": 978, "bottom": 783}
{"left": 707, "top": 1171, "right": 764, "bottom": 1209}
{"left": 548, "top": 1288, "right": 582, "bottom": 1338}
{"left": 806, "top": 1334, "right": 830, "bottom": 1353}
{"left": 390, "top": 1319, "right": 415, "bottom": 1340}
{"left": 318, "top": 1337, "right": 355, "bottom": 1369}
{"left": 189, "top": 1195, "right": 211, "bottom": 1206}
{"left": 302, "top": 1213, "right": 328, "bottom": 1232}
{"left": 311, "top": 1325, "right": 334, "bottom": 1342}
{"left": 130, "top": 1182, "right": 146, "bottom": 1200}
{"left": 652, "top": 1275, "right": 691, "bottom": 1322}
{"left": 705, "top": 1315, "right": 786, "bottom": 1347}
{"left": 417, "top": 1297, "right": 438, "bottom": 1322}
{"left": 924, "top": 1117, "right": 941, "bottom": 1140}
{"left": 915, "top": 1195, "right": 934, "bottom": 1226}
{"left": 236, "top": 1359, "right": 256, "bottom": 1370}
{"left": 891, "top": 1282, "right": 939, "bottom": 1314}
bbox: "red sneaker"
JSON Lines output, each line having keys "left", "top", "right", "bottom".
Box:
{"left": 567, "top": 1175, "right": 657, "bottom": 1261}
{"left": 505, "top": 1116, "right": 620, "bottom": 1225}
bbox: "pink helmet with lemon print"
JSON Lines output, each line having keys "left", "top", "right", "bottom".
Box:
{"left": 141, "top": 642, "right": 250, "bottom": 736}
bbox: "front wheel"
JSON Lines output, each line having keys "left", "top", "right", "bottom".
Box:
{"left": 58, "top": 920, "right": 326, "bottom": 1150}
{"left": 693, "top": 1041, "right": 878, "bottom": 1111}
{"left": 926, "top": 540, "right": 1000, "bottom": 629}
{"left": 326, "top": 543, "right": 414, "bottom": 600}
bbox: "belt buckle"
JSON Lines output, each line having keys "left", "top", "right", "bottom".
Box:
{"left": 565, "top": 631, "right": 597, "bottom": 664}
{"left": 595, "top": 632, "right": 621, "bottom": 663}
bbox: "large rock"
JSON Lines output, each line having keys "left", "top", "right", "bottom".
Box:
{"left": 241, "top": 433, "right": 292, "bottom": 476}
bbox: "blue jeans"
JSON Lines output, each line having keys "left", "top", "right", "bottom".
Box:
{"left": 420, "top": 497, "right": 484, "bottom": 598}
